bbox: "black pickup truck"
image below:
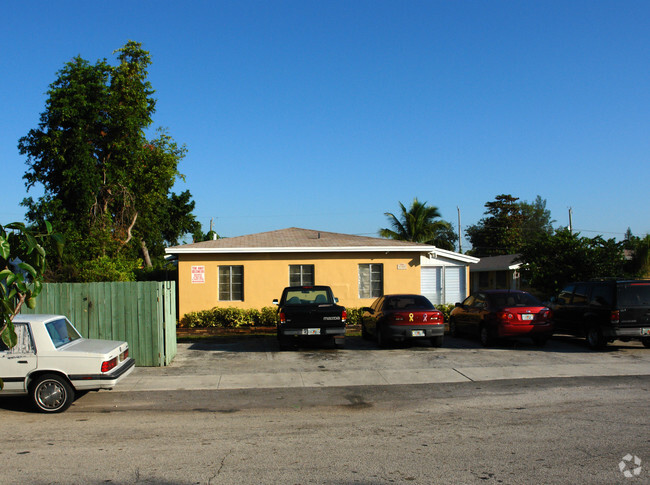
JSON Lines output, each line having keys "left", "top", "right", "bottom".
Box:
{"left": 273, "top": 286, "right": 347, "bottom": 349}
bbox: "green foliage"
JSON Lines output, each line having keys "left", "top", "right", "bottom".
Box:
{"left": 0, "top": 222, "right": 60, "bottom": 389}
{"left": 435, "top": 303, "right": 455, "bottom": 322}
{"left": 180, "top": 307, "right": 280, "bottom": 328}
{"left": 78, "top": 256, "right": 142, "bottom": 282}
{"left": 345, "top": 307, "right": 364, "bottom": 326}
{"left": 517, "top": 228, "right": 626, "bottom": 298}
{"left": 380, "top": 198, "right": 458, "bottom": 251}
{"left": 18, "top": 40, "right": 200, "bottom": 281}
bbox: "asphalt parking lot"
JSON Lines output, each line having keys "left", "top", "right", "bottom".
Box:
{"left": 117, "top": 334, "right": 650, "bottom": 392}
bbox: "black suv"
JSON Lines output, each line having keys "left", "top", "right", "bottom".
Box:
{"left": 550, "top": 280, "right": 650, "bottom": 349}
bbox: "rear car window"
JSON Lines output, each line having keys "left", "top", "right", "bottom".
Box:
{"left": 284, "top": 289, "right": 332, "bottom": 305}
{"left": 45, "top": 318, "right": 82, "bottom": 348}
{"left": 384, "top": 296, "right": 434, "bottom": 310}
{"left": 490, "top": 292, "right": 543, "bottom": 308}
{"left": 618, "top": 283, "right": 650, "bottom": 308}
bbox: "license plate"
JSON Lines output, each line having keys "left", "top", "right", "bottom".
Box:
{"left": 302, "top": 328, "right": 320, "bottom": 335}
{"left": 521, "top": 314, "right": 534, "bottom": 321}
{"left": 642, "top": 328, "right": 650, "bottom": 336}
{"left": 411, "top": 330, "right": 425, "bottom": 337}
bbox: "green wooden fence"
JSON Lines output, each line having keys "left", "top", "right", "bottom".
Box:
{"left": 21, "top": 281, "right": 177, "bottom": 367}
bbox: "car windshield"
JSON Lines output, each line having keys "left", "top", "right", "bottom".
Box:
{"left": 284, "top": 289, "right": 332, "bottom": 305}
{"left": 385, "top": 295, "right": 434, "bottom": 311}
{"left": 618, "top": 283, "right": 650, "bottom": 307}
{"left": 46, "top": 318, "right": 82, "bottom": 348}
{"left": 489, "top": 292, "right": 542, "bottom": 309}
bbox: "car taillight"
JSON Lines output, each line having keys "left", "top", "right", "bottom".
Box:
{"left": 279, "top": 312, "right": 286, "bottom": 324}
{"left": 497, "top": 311, "right": 515, "bottom": 321}
{"left": 611, "top": 310, "right": 620, "bottom": 324}
{"left": 101, "top": 357, "right": 118, "bottom": 373}
{"left": 540, "top": 309, "right": 552, "bottom": 320}
{"left": 342, "top": 310, "right": 347, "bottom": 324}
{"left": 430, "top": 311, "right": 443, "bottom": 323}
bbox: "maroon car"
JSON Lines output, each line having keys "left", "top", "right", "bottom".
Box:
{"left": 361, "top": 294, "right": 445, "bottom": 347}
{"left": 449, "top": 290, "right": 553, "bottom": 347}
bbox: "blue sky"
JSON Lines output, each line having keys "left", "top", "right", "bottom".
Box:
{"left": 2, "top": 1, "right": 649, "bottom": 245}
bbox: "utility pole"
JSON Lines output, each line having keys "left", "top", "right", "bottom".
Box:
{"left": 568, "top": 208, "right": 573, "bottom": 234}
{"left": 457, "top": 206, "right": 462, "bottom": 253}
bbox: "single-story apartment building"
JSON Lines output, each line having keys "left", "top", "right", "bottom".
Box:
{"left": 166, "top": 227, "right": 479, "bottom": 318}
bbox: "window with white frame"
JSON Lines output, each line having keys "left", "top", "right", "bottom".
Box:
{"left": 358, "top": 263, "right": 383, "bottom": 298}
{"left": 289, "top": 265, "right": 314, "bottom": 286}
{"left": 219, "top": 265, "right": 243, "bottom": 301}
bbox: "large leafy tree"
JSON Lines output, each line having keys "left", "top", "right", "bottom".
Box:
{"left": 517, "top": 229, "right": 626, "bottom": 298}
{"left": 465, "top": 194, "right": 524, "bottom": 256}
{"left": 466, "top": 194, "right": 555, "bottom": 257}
{"left": 380, "top": 198, "right": 458, "bottom": 251}
{"left": 18, "top": 41, "right": 200, "bottom": 281}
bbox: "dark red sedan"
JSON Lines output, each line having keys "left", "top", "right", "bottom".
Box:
{"left": 449, "top": 290, "right": 553, "bottom": 347}
{"left": 361, "top": 294, "right": 445, "bottom": 347}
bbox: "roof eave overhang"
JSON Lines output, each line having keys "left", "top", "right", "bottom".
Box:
{"left": 165, "top": 245, "right": 435, "bottom": 255}
{"left": 426, "top": 248, "right": 480, "bottom": 264}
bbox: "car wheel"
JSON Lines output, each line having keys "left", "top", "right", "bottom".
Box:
{"left": 376, "top": 325, "right": 388, "bottom": 348}
{"left": 278, "top": 336, "right": 292, "bottom": 351}
{"left": 449, "top": 318, "right": 459, "bottom": 337}
{"left": 586, "top": 325, "right": 607, "bottom": 350}
{"left": 430, "top": 336, "right": 444, "bottom": 347}
{"left": 642, "top": 338, "right": 650, "bottom": 349}
{"left": 30, "top": 374, "right": 74, "bottom": 413}
{"left": 479, "top": 325, "right": 494, "bottom": 347}
{"left": 361, "top": 323, "right": 370, "bottom": 340}
{"left": 532, "top": 336, "right": 549, "bottom": 347}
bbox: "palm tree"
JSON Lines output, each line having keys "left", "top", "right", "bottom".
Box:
{"left": 379, "top": 198, "right": 457, "bottom": 250}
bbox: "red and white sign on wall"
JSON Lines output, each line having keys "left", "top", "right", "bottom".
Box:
{"left": 191, "top": 265, "right": 205, "bottom": 284}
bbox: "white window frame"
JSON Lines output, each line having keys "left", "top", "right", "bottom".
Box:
{"left": 218, "top": 265, "right": 244, "bottom": 301}
{"left": 289, "top": 264, "right": 314, "bottom": 286}
{"left": 358, "top": 263, "right": 383, "bottom": 299}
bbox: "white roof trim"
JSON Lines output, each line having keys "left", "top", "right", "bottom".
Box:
{"left": 166, "top": 245, "right": 435, "bottom": 255}
{"left": 426, "top": 248, "right": 480, "bottom": 264}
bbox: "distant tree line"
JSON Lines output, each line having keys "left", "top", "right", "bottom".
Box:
{"left": 381, "top": 195, "right": 649, "bottom": 299}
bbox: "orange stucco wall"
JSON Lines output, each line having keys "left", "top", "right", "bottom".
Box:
{"left": 177, "top": 251, "right": 423, "bottom": 318}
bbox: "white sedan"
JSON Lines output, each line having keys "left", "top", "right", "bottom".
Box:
{"left": 0, "top": 314, "right": 135, "bottom": 412}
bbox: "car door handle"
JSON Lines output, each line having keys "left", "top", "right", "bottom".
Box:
{"left": 18, "top": 360, "right": 29, "bottom": 364}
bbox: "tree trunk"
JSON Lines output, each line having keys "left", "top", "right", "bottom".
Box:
{"left": 141, "top": 239, "right": 153, "bottom": 268}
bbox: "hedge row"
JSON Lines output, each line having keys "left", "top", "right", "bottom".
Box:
{"left": 179, "top": 304, "right": 456, "bottom": 329}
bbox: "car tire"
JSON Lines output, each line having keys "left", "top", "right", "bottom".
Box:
{"left": 361, "top": 324, "right": 370, "bottom": 340}
{"left": 642, "top": 337, "right": 650, "bottom": 349}
{"left": 449, "top": 318, "right": 459, "bottom": 337}
{"left": 278, "top": 336, "right": 292, "bottom": 351}
{"left": 479, "top": 325, "right": 494, "bottom": 347}
{"left": 586, "top": 325, "right": 607, "bottom": 350}
{"left": 376, "top": 325, "right": 388, "bottom": 348}
{"left": 532, "top": 336, "right": 549, "bottom": 347}
{"left": 30, "top": 374, "right": 74, "bottom": 413}
{"left": 430, "top": 336, "right": 443, "bottom": 347}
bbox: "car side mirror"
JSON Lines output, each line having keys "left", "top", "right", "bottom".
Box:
{"left": 455, "top": 302, "right": 463, "bottom": 308}
{"left": 335, "top": 297, "right": 339, "bottom": 303}
{"left": 361, "top": 307, "right": 373, "bottom": 314}
{"left": 273, "top": 299, "right": 279, "bottom": 306}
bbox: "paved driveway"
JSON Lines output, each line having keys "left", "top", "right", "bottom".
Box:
{"left": 118, "top": 335, "right": 650, "bottom": 391}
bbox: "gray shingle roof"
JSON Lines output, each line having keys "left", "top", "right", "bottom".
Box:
{"left": 166, "top": 227, "right": 433, "bottom": 253}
